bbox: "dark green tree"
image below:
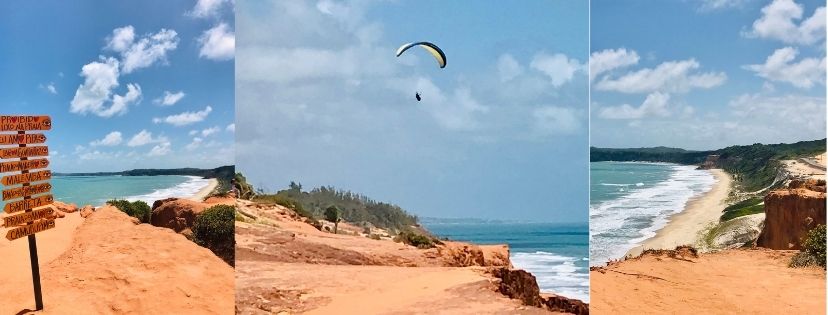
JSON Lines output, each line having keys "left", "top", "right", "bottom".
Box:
{"left": 324, "top": 205, "right": 341, "bottom": 234}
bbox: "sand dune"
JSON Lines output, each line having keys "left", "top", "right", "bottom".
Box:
{"left": 0, "top": 206, "right": 234, "bottom": 314}
{"left": 591, "top": 248, "right": 826, "bottom": 314}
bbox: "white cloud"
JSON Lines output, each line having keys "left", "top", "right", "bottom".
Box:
{"left": 107, "top": 27, "right": 179, "bottom": 74}
{"left": 186, "top": 137, "right": 204, "bottom": 151}
{"left": 153, "top": 90, "right": 186, "bottom": 106}
{"left": 70, "top": 57, "right": 143, "bottom": 118}
{"left": 226, "top": 123, "right": 235, "bottom": 132}
{"left": 41, "top": 82, "right": 57, "bottom": 94}
{"left": 105, "top": 26, "right": 135, "bottom": 52}
{"left": 201, "top": 126, "right": 220, "bottom": 137}
{"left": 729, "top": 93, "right": 826, "bottom": 136}
{"left": 532, "top": 106, "right": 581, "bottom": 135}
{"left": 589, "top": 48, "right": 639, "bottom": 81}
{"left": 127, "top": 130, "right": 168, "bottom": 147}
{"left": 697, "top": 0, "right": 749, "bottom": 11}
{"left": 188, "top": 0, "right": 230, "bottom": 18}
{"left": 595, "top": 59, "right": 726, "bottom": 93}
{"left": 148, "top": 142, "right": 172, "bottom": 156}
{"left": 743, "top": 47, "right": 826, "bottom": 89}
{"left": 189, "top": 130, "right": 198, "bottom": 136}
{"left": 530, "top": 52, "right": 583, "bottom": 87}
{"left": 198, "top": 23, "right": 235, "bottom": 61}
{"left": 598, "top": 92, "right": 671, "bottom": 120}
{"left": 153, "top": 106, "right": 213, "bottom": 126}
{"left": 497, "top": 54, "right": 524, "bottom": 82}
{"left": 746, "top": 0, "right": 825, "bottom": 45}
{"left": 90, "top": 131, "right": 123, "bottom": 146}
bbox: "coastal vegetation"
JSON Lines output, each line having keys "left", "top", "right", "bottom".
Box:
{"left": 790, "top": 224, "right": 826, "bottom": 269}
{"left": 251, "top": 180, "right": 419, "bottom": 232}
{"left": 107, "top": 199, "right": 151, "bottom": 223}
{"left": 394, "top": 230, "right": 436, "bottom": 249}
{"left": 234, "top": 172, "right": 255, "bottom": 199}
{"left": 591, "top": 139, "right": 826, "bottom": 192}
{"left": 719, "top": 197, "right": 764, "bottom": 222}
{"left": 192, "top": 204, "right": 236, "bottom": 266}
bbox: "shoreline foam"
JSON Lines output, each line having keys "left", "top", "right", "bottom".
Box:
{"left": 625, "top": 169, "right": 732, "bottom": 258}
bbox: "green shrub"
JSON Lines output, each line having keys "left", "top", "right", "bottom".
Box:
{"left": 192, "top": 204, "right": 235, "bottom": 266}
{"left": 394, "top": 230, "right": 435, "bottom": 249}
{"left": 107, "top": 199, "right": 151, "bottom": 223}
{"left": 802, "top": 224, "right": 826, "bottom": 268}
{"left": 252, "top": 194, "right": 314, "bottom": 219}
{"left": 789, "top": 251, "right": 820, "bottom": 268}
{"left": 368, "top": 234, "right": 382, "bottom": 240}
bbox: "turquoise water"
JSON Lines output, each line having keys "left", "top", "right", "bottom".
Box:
{"left": 590, "top": 162, "right": 715, "bottom": 266}
{"left": 1, "top": 175, "right": 210, "bottom": 208}
{"left": 422, "top": 219, "right": 589, "bottom": 302}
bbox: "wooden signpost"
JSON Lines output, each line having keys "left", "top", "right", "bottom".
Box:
{"left": 1, "top": 115, "right": 53, "bottom": 311}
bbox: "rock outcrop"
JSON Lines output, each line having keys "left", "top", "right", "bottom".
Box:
{"left": 491, "top": 267, "right": 589, "bottom": 315}
{"left": 757, "top": 180, "right": 826, "bottom": 250}
{"left": 51, "top": 201, "right": 78, "bottom": 213}
{"left": 436, "top": 242, "right": 511, "bottom": 267}
{"left": 79, "top": 205, "right": 95, "bottom": 218}
{"left": 150, "top": 198, "right": 208, "bottom": 232}
{"left": 709, "top": 213, "right": 765, "bottom": 249}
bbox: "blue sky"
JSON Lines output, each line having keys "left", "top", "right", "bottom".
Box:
{"left": 0, "top": 0, "right": 235, "bottom": 172}
{"left": 591, "top": 0, "right": 826, "bottom": 150}
{"left": 236, "top": 0, "right": 589, "bottom": 222}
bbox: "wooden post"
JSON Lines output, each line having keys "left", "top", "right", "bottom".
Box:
{"left": 19, "top": 130, "right": 43, "bottom": 311}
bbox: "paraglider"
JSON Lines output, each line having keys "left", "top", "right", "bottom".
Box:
{"left": 395, "top": 41, "right": 446, "bottom": 68}
{"left": 396, "top": 41, "right": 446, "bottom": 102}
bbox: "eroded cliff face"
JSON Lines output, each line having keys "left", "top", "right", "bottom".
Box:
{"left": 492, "top": 268, "right": 589, "bottom": 315}
{"left": 757, "top": 179, "right": 826, "bottom": 250}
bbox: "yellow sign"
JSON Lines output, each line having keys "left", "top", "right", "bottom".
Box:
{"left": 0, "top": 116, "right": 52, "bottom": 131}
{"left": 2, "top": 207, "right": 54, "bottom": 227}
{"left": 2, "top": 182, "right": 52, "bottom": 201}
{"left": 0, "top": 146, "right": 49, "bottom": 159}
{"left": 1, "top": 170, "right": 52, "bottom": 186}
{"left": 0, "top": 133, "right": 46, "bottom": 145}
{"left": 5, "top": 218, "right": 55, "bottom": 241}
{"left": 4, "top": 194, "right": 53, "bottom": 214}
{"left": 0, "top": 158, "right": 49, "bottom": 174}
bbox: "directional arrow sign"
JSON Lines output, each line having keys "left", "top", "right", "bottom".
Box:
{"left": 2, "top": 182, "right": 52, "bottom": 201}
{"left": 4, "top": 194, "right": 53, "bottom": 214}
{"left": 0, "top": 146, "right": 49, "bottom": 159}
{"left": 6, "top": 218, "right": 55, "bottom": 241}
{"left": 0, "top": 158, "right": 49, "bottom": 174}
{"left": 1, "top": 170, "right": 51, "bottom": 186}
{"left": 3, "top": 207, "right": 54, "bottom": 228}
{"left": 0, "top": 116, "right": 52, "bottom": 131}
{"left": 0, "top": 133, "right": 46, "bottom": 145}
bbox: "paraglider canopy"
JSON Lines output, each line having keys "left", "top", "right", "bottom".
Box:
{"left": 396, "top": 42, "right": 446, "bottom": 68}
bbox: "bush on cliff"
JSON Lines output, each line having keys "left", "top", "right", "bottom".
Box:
{"left": 791, "top": 224, "right": 826, "bottom": 268}
{"left": 394, "top": 230, "right": 435, "bottom": 249}
{"left": 719, "top": 197, "right": 764, "bottom": 222}
{"left": 804, "top": 224, "right": 826, "bottom": 268}
{"left": 192, "top": 204, "right": 235, "bottom": 266}
{"left": 107, "top": 199, "right": 151, "bottom": 223}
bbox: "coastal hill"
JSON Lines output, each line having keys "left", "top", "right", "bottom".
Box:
{"left": 591, "top": 139, "right": 826, "bottom": 191}
{"left": 234, "top": 179, "right": 588, "bottom": 314}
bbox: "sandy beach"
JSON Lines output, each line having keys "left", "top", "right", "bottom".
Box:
{"left": 189, "top": 178, "right": 219, "bottom": 201}
{"left": 626, "top": 169, "right": 732, "bottom": 257}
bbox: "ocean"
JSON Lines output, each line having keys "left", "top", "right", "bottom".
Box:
{"left": 589, "top": 162, "right": 715, "bottom": 266}
{"left": 0, "top": 175, "right": 211, "bottom": 209}
{"left": 422, "top": 218, "right": 590, "bottom": 302}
